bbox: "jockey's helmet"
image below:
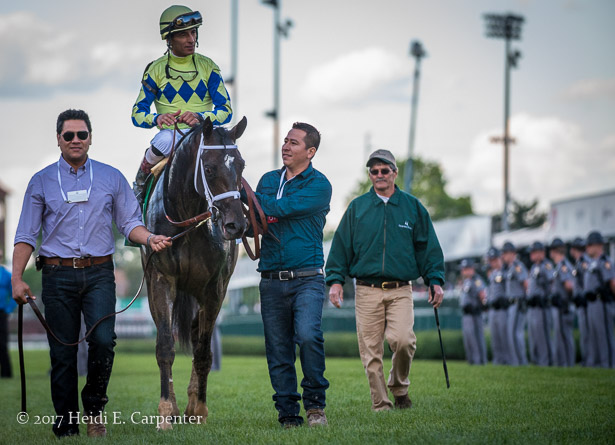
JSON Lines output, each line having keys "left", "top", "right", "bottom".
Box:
{"left": 160, "top": 5, "right": 202, "bottom": 40}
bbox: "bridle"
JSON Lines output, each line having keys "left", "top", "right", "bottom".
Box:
{"left": 163, "top": 124, "right": 268, "bottom": 259}
{"left": 193, "top": 139, "right": 241, "bottom": 222}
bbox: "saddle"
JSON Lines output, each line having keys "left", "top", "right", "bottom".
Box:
{"left": 124, "top": 159, "right": 168, "bottom": 248}
{"left": 142, "top": 158, "right": 169, "bottom": 214}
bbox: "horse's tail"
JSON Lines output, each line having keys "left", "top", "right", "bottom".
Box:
{"left": 172, "top": 289, "right": 197, "bottom": 349}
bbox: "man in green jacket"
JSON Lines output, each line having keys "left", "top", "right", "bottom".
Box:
{"left": 325, "top": 149, "right": 444, "bottom": 411}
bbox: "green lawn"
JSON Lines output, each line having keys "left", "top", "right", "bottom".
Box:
{"left": 1, "top": 346, "right": 614, "bottom": 444}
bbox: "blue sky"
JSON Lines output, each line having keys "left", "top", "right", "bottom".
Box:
{"left": 1, "top": 0, "right": 614, "bottom": 258}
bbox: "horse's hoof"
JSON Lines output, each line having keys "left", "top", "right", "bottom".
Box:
{"left": 157, "top": 421, "right": 174, "bottom": 431}
{"left": 158, "top": 399, "right": 176, "bottom": 431}
{"left": 184, "top": 405, "right": 208, "bottom": 425}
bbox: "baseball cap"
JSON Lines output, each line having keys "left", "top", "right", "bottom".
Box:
{"left": 549, "top": 238, "right": 565, "bottom": 249}
{"left": 366, "top": 149, "right": 397, "bottom": 170}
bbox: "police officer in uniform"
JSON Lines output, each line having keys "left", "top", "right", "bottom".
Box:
{"left": 502, "top": 241, "right": 529, "bottom": 366}
{"left": 583, "top": 231, "right": 615, "bottom": 368}
{"left": 486, "top": 248, "right": 511, "bottom": 365}
{"left": 527, "top": 241, "right": 554, "bottom": 366}
{"left": 459, "top": 259, "right": 487, "bottom": 365}
{"left": 549, "top": 238, "right": 576, "bottom": 367}
{"left": 570, "top": 237, "right": 592, "bottom": 366}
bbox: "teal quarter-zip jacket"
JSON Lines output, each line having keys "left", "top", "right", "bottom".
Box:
{"left": 255, "top": 163, "right": 332, "bottom": 272}
{"left": 325, "top": 186, "right": 444, "bottom": 286}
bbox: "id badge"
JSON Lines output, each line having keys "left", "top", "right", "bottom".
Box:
{"left": 67, "top": 190, "right": 89, "bottom": 203}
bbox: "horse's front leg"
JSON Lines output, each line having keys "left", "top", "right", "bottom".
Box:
{"left": 148, "top": 277, "right": 179, "bottom": 430}
{"left": 185, "top": 309, "right": 213, "bottom": 425}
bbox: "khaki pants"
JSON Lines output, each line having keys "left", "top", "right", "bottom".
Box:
{"left": 355, "top": 284, "right": 416, "bottom": 411}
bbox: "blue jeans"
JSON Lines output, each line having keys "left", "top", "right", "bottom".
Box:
{"left": 259, "top": 275, "right": 329, "bottom": 424}
{"left": 41, "top": 262, "right": 117, "bottom": 436}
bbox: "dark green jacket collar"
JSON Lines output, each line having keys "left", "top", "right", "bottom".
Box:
{"left": 369, "top": 184, "right": 402, "bottom": 206}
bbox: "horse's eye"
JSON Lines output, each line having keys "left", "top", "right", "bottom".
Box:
{"left": 204, "top": 166, "right": 214, "bottom": 176}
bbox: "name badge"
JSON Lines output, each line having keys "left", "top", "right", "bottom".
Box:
{"left": 67, "top": 190, "right": 89, "bottom": 203}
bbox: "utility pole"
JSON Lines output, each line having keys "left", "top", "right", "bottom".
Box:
{"left": 484, "top": 13, "right": 524, "bottom": 232}
{"left": 404, "top": 40, "right": 426, "bottom": 194}
{"left": 262, "top": 0, "right": 293, "bottom": 168}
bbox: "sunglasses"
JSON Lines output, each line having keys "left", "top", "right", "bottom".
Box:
{"left": 61, "top": 131, "right": 89, "bottom": 142}
{"left": 369, "top": 167, "right": 392, "bottom": 176}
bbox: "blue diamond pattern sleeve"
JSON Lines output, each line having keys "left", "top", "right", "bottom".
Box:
{"left": 131, "top": 53, "right": 232, "bottom": 130}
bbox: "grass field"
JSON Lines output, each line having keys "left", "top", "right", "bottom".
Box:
{"left": 1, "top": 344, "right": 614, "bottom": 444}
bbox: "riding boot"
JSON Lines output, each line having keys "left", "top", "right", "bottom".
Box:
{"left": 134, "top": 156, "right": 155, "bottom": 208}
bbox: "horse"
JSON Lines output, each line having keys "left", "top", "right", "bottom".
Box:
{"left": 141, "top": 116, "right": 248, "bottom": 430}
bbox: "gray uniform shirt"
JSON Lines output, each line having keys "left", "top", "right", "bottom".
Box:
{"left": 583, "top": 255, "right": 615, "bottom": 295}
{"left": 528, "top": 259, "right": 554, "bottom": 298}
{"left": 461, "top": 275, "right": 486, "bottom": 310}
{"left": 505, "top": 259, "right": 528, "bottom": 299}
{"left": 552, "top": 258, "right": 574, "bottom": 302}
{"left": 487, "top": 267, "right": 506, "bottom": 303}
{"left": 572, "top": 254, "right": 590, "bottom": 297}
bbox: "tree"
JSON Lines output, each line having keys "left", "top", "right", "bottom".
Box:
{"left": 491, "top": 198, "right": 547, "bottom": 232}
{"left": 348, "top": 156, "right": 473, "bottom": 221}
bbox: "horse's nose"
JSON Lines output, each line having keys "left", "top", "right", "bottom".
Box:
{"left": 224, "top": 222, "right": 243, "bottom": 238}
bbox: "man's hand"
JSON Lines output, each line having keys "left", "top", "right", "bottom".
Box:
{"left": 479, "top": 290, "right": 487, "bottom": 305}
{"left": 329, "top": 283, "right": 344, "bottom": 308}
{"left": 428, "top": 284, "right": 444, "bottom": 309}
{"left": 11, "top": 277, "right": 34, "bottom": 305}
{"left": 177, "top": 111, "right": 200, "bottom": 127}
{"left": 156, "top": 110, "right": 181, "bottom": 128}
{"left": 148, "top": 234, "right": 172, "bottom": 252}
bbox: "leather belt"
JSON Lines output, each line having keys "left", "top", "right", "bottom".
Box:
{"left": 261, "top": 269, "right": 323, "bottom": 281}
{"left": 41, "top": 255, "right": 113, "bottom": 269}
{"left": 356, "top": 279, "right": 410, "bottom": 290}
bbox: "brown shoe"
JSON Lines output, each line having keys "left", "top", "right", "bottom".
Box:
{"left": 306, "top": 408, "right": 328, "bottom": 427}
{"left": 86, "top": 418, "right": 107, "bottom": 437}
{"left": 394, "top": 394, "right": 412, "bottom": 409}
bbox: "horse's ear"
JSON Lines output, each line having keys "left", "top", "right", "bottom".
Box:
{"left": 230, "top": 116, "right": 248, "bottom": 141}
{"left": 202, "top": 117, "right": 214, "bottom": 140}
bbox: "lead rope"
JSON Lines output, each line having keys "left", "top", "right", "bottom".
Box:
{"left": 17, "top": 219, "right": 207, "bottom": 414}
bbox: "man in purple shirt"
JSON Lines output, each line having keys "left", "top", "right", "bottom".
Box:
{"left": 11, "top": 109, "right": 171, "bottom": 438}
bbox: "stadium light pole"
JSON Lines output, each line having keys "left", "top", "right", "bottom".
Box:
{"left": 404, "top": 40, "right": 426, "bottom": 194}
{"left": 262, "top": 0, "right": 293, "bottom": 169}
{"left": 484, "top": 13, "right": 524, "bottom": 232}
{"left": 226, "top": 0, "right": 239, "bottom": 124}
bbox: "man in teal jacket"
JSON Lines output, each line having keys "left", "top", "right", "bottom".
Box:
{"left": 255, "top": 122, "right": 331, "bottom": 428}
{"left": 326, "top": 149, "right": 444, "bottom": 411}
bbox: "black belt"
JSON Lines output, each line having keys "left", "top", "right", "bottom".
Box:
{"left": 40, "top": 255, "right": 113, "bottom": 269}
{"left": 356, "top": 279, "right": 410, "bottom": 290}
{"left": 261, "top": 269, "right": 323, "bottom": 281}
{"left": 586, "top": 292, "right": 614, "bottom": 303}
{"left": 490, "top": 297, "right": 510, "bottom": 310}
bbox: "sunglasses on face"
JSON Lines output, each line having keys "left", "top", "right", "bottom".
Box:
{"left": 61, "top": 131, "right": 89, "bottom": 142}
{"left": 369, "top": 167, "right": 392, "bottom": 176}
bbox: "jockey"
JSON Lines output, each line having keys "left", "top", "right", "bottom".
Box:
{"left": 131, "top": 5, "right": 233, "bottom": 205}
